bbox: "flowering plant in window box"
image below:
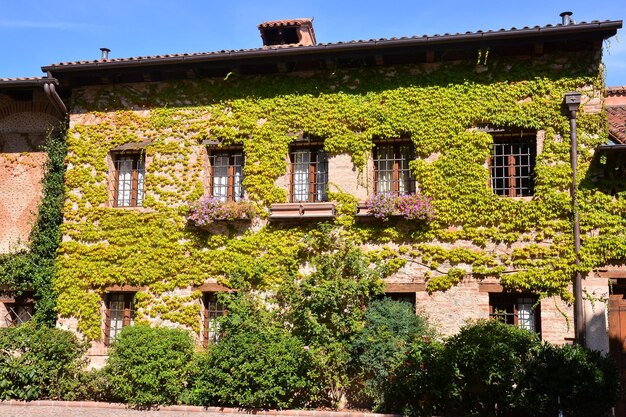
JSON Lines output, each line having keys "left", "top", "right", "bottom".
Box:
{"left": 188, "top": 197, "right": 256, "bottom": 227}
{"left": 363, "top": 193, "right": 434, "bottom": 221}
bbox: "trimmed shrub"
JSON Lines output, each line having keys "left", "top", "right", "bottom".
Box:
{"left": 190, "top": 295, "right": 319, "bottom": 409}
{"left": 437, "top": 319, "right": 540, "bottom": 417}
{"left": 524, "top": 343, "right": 620, "bottom": 417}
{"left": 0, "top": 324, "right": 87, "bottom": 400}
{"left": 104, "top": 325, "right": 195, "bottom": 407}
{"left": 350, "top": 298, "right": 432, "bottom": 411}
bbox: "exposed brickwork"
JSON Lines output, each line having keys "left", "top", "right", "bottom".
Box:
{"left": 0, "top": 91, "right": 61, "bottom": 255}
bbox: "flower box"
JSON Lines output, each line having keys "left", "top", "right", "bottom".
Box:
{"left": 357, "top": 193, "right": 434, "bottom": 221}
{"left": 188, "top": 197, "right": 255, "bottom": 227}
{"left": 269, "top": 202, "right": 336, "bottom": 220}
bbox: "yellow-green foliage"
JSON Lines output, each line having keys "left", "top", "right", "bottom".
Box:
{"left": 56, "top": 50, "right": 626, "bottom": 340}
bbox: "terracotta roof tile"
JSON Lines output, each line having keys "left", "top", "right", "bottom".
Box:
{"left": 258, "top": 18, "right": 312, "bottom": 28}
{"left": 42, "top": 20, "right": 621, "bottom": 71}
{"left": 0, "top": 76, "right": 48, "bottom": 82}
{"left": 607, "top": 105, "right": 626, "bottom": 144}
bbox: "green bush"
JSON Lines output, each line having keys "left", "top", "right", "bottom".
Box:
{"left": 350, "top": 298, "right": 432, "bottom": 412}
{"left": 0, "top": 324, "right": 87, "bottom": 400}
{"left": 437, "top": 319, "right": 541, "bottom": 417}
{"left": 104, "top": 325, "right": 195, "bottom": 407}
{"left": 190, "top": 295, "right": 319, "bottom": 409}
{"left": 524, "top": 343, "right": 620, "bottom": 417}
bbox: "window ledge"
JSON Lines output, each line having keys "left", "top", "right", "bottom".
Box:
{"left": 497, "top": 196, "right": 534, "bottom": 202}
{"left": 269, "top": 202, "right": 336, "bottom": 220}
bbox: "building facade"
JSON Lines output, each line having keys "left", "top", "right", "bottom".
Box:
{"left": 0, "top": 16, "right": 624, "bottom": 372}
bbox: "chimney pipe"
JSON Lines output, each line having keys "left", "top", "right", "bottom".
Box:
{"left": 560, "top": 11, "right": 573, "bottom": 25}
{"left": 100, "top": 47, "right": 111, "bottom": 60}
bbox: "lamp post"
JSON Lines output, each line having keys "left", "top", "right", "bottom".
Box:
{"left": 564, "top": 91, "right": 585, "bottom": 347}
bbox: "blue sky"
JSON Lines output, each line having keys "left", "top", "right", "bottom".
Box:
{"left": 1, "top": 0, "right": 624, "bottom": 85}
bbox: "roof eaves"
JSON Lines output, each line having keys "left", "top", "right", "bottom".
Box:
{"left": 41, "top": 20, "right": 622, "bottom": 74}
{"left": 0, "top": 77, "right": 58, "bottom": 88}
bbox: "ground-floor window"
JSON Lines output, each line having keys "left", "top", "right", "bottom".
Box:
{"left": 489, "top": 293, "right": 540, "bottom": 333}
{"left": 203, "top": 292, "right": 226, "bottom": 346}
{"left": 2, "top": 293, "right": 34, "bottom": 327}
{"left": 105, "top": 292, "right": 135, "bottom": 345}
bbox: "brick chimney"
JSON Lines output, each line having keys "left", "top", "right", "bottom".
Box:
{"left": 258, "top": 18, "right": 316, "bottom": 48}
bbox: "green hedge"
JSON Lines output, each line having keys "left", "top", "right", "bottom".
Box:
{"left": 104, "top": 325, "right": 195, "bottom": 407}
{"left": 0, "top": 324, "right": 87, "bottom": 400}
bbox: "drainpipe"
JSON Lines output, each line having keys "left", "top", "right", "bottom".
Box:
{"left": 43, "top": 81, "right": 68, "bottom": 115}
{"left": 565, "top": 91, "right": 585, "bottom": 347}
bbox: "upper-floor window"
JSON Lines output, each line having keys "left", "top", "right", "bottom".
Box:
{"left": 374, "top": 141, "right": 416, "bottom": 196}
{"left": 289, "top": 147, "right": 328, "bottom": 203}
{"left": 209, "top": 150, "right": 245, "bottom": 202}
{"left": 105, "top": 292, "right": 135, "bottom": 345}
{"left": 113, "top": 153, "right": 145, "bottom": 207}
{"left": 490, "top": 132, "right": 536, "bottom": 197}
{"left": 489, "top": 293, "right": 540, "bottom": 333}
{"left": 203, "top": 292, "right": 226, "bottom": 346}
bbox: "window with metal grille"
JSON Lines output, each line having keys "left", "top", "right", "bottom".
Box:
{"left": 113, "top": 153, "right": 145, "bottom": 207}
{"left": 2, "top": 295, "right": 34, "bottom": 327}
{"left": 374, "top": 141, "right": 416, "bottom": 195}
{"left": 490, "top": 133, "right": 536, "bottom": 197}
{"left": 289, "top": 147, "right": 328, "bottom": 203}
{"left": 489, "top": 293, "right": 540, "bottom": 333}
{"left": 203, "top": 292, "right": 225, "bottom": 346}
{"left": 105, "top": 293, "right": 135, "bottom": 345}
{"left": 209, "top": 150, "right": 244, "bottom": 202}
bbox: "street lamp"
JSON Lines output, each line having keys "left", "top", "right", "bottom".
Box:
{"left": 564, "top": 91, "right": 584, "bottom": 347}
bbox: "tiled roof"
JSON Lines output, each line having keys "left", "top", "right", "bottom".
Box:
{"left": 0, "top": 76, "right": 49, "bottom": 82}
{"left": 607, "top": 86, "right": 626, "bottom": 96}
{"left": 607, "top": 105, "right": 626, "bottom": 144}
{"left": 42, "top": 20, "right": 621, "bottom": 71}
{"left": 0, "top": 77, "right": 57, "bottom": 88}
{"left": 258, "top": 18, "right": 312, "bottom": 28}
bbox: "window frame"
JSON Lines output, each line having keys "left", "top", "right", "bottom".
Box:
{"left": 202, "top": 292, "right": 226, "bottom": 346}
{"left": 208, "top": 148, "right": 245, "bottom": 203}
{"left": 489, "top": 293, "right": 541, "bottom": 334}
{"left": 373, "top": 140, "right": 416, "bottom": 196}
{"left": 112, "top": 152, "right": 145, "bottom": 207}
{"left": 288, "top": 145, "right": 328, "bottom": 203}
{"left": 104, "top": 292, "right": 135, "bottom": 346}
{"left": 489, "top": 131, "right": 537, "bottom": 197}
{"left": 2, "top": 293, "right": 34, "bottom": 327}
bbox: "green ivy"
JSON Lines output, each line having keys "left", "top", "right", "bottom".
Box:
{"left": 56, "top": 49, "right": 626, "bottom": 339}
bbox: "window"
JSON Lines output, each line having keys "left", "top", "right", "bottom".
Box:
{"left": 113, "top": 153, "right": 145, "bottom": 207}
{"left": 384, "top": 292, "right": 417, "bottom": 309}
{"left": 203, "top": 292, "right": 225, "bottom": 346}
{"left": 489, "top": 293, "right": 540, "bottom": 333}
{"left": 289, "top": 147, "right": 328, "bottom": 203}
{"left": 374, "top": 141, "right": 416, "bottom": 195}
{"left": 490, "top": 132, "right": 536, "bottom": 197}
{"left": 2, "top": 294, "right": 34, "bottom": 327}
{"left": 105, "top": 293, "right": 135, "bottom": 345}
{"left": 209, "top": 150, "right": 244, "bottom": 202}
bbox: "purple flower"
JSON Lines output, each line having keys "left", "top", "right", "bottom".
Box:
{"left": 188, "top": 197, "right": 255, "bottom": 226}
{"left": 364, "top": 192, "right": 435, "bottom": 221}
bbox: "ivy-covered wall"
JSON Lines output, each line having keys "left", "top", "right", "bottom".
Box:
{"left": 56, "top": 47, "right": 625, "bottom": 346}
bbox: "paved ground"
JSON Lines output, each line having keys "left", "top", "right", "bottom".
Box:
{"left": 0, "top": 401, "right": 397, "bottom": 417}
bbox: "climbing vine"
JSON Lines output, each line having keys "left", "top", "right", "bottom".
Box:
{"left": 0, "top": 125, "right": 67, "bottom": 326}
{"left": 55, "top": 48, "right": 626, "bottom": 339}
